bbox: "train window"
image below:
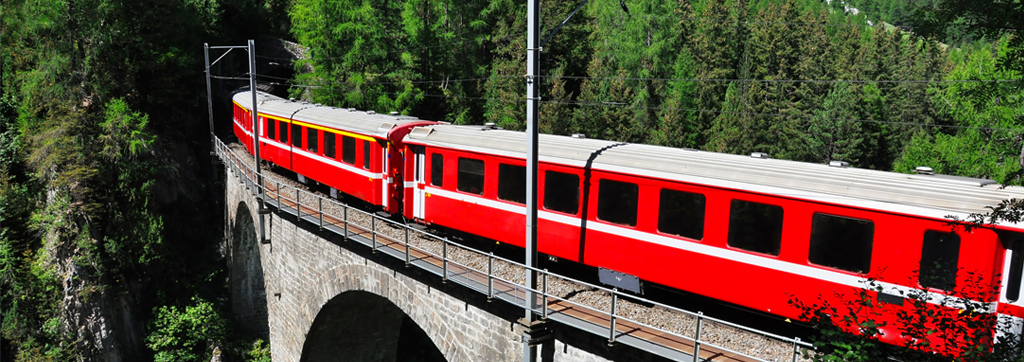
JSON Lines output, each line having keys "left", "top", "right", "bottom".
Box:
{"left": 498, "top": 164, "right": 526, "bottom": 204}
{"left": 307, "top": 129, "right": 318, "bottom": 153}
{"left": 919, "top": 230, "right": 960, "bottom": 290}
{"left": 1008, "top": 241, "right": 1024, "bottom": 302}
{"left": 278, "top": 121, "right": 288, "bottom": 143}
{"left": 431, "top": 154, "right": 444, "bottom": 187}
{"left": 809, "top": 213, "right": 874, "bottom": 273}
{"left": 363, "top": 140, "right": 371, "bottom": 170}
{"left": 658, "top": 189, "right": 706, "bottom": 240}
{"left": 597, "top": 179, "right": 639, "bottom": 227}
{"left": 342, "top": 136, "right": 356, "bottom": 164}
{"left": 457, "top": 158, "right": 485, "bottom": 195}
{"left": 267, "top": 118, "right": 276, "bottom": 139}
{"left": 727, "top": 200, "right": 783, "bottom": 255}
{"left": 291, "top": 124, "right": 302, "bottom": 147}
{"left": 544, "top": 171, "right": 579, "bottom": 214}
{"left": 323, "top": 132, "right": 336, "bottom": 158}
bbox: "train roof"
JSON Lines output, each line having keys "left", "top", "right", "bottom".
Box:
{"left": 233, "top": 91, "right": 427, "bottom": 138}
{"left": 403, "top": 124, "right": 1024, "bottom": 226}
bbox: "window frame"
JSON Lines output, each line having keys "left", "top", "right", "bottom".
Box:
{"left": 657, "top": 188, "right": 706, "bottom": 241}
{"left": 291, "top": 124, "right": 302, "bottom": 148}
{"left": 726, "top": 199, "right": 784, "bottom": 256}
{"left": 278, "top": 120, "right": 288, "bottom": 143}
{"left": 266, "top": 118, "right": 276, "bottom": 140}
{"left": 808, "top": 213, "right": 875, "bottom": 274}
{"left": 543, "top": 170, "right": 580, "bottom": 215}
{"left": 497, "top": 163, "right": 526, "bottom": 204}
{"left": 596, "top": 178, "right": 639, "bottom": 227}
{"left": 341, "top": 136, "right": 356, "bottom": 165}
{"left": 363, "top": 140, "right": 371, "bottom": 170}
{"left": 307, "top": 128, "right": 319, "bottom": 153}
{"left": 430, "top": 153, "right": 444, "bottom": 187}
{"left": 919, "top": 230, "right": 961, "bottom": 291}
{"left": 456, "top": 157, "right": 485, "bottom": 195}
{"left": 323, "top": 132, "right": 336, "bottom": 159}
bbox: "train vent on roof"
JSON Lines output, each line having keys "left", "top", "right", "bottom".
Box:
{"left": 750, "top": 152, "right": 770, "bottom": 159}
{"left": 377, "top": 123, "right": 396, "bottom": 132}
{"left": 408, "top": 127, "right": 433, "bottom": 139}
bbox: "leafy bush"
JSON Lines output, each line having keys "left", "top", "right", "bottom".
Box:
{"left": 146, "top": 297, "right": 228, "bottom": 362}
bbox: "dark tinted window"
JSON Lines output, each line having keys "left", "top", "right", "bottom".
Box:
{"left": 920, "top": 231, "right": 960, "bottom": 290}
{"left": 498, "top": 164, "right": 526, "bottom": 204}
{"left": 597, "top": 179, "right": 638, "bottom": 226}
{"left": 307, "top": 128, "right": 318, "bottom": 153}
{"left": 291, "top": 124, "right": 302, "bottom": 147}
{"left": 658, "top": 189, "right": 706, "bottom": 240}
{"left": 809, "top": 213, "right": 874, "bottom": 273}
{"left": 727, "top": 200, "right": 783, "bottom": 255}
{"left": 342, "top": 136, "right": 356, "bottom": 164}
{"left": 278, "top": 121, "right": 288, "bottom": 143}
{"left": 431, "top": 154, "right": 444, "bottom": 187}
{"left": 363, "top": 140, "right": 371, "bottom": 170}
{"left": 324, "top": 132, "right": 336, "bottom": 158}
{"left": 1008, "top": 241, "right": 1024, "bottom": 302}
{"left": 266, "top": 118, "right": 275, "bottom": 139}
{"left": 544, "top": 171, "right": 579, "bottom": 214}
{"left": 457, "top": 158, "right": 485, "bottom": 195}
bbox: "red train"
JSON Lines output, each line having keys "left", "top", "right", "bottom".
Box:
{"left": 233, "top": 90, "right": 1024, "bottom": 354}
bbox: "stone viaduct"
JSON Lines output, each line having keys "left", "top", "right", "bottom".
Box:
{"left": 222, "top": 163, "right": 673, "bottom": 361}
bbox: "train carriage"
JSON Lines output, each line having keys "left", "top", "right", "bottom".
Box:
{"left": 401, "top": 123, "right": 1024, "bottom": 352}
{"left": 232, "top": 91, "right": 436, "bottom": 214}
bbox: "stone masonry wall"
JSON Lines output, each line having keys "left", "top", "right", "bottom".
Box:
{"left": 224, "top": 165, "right": 628, "bottom": 362}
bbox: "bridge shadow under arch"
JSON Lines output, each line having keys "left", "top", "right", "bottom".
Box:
{"left": 301, "top": 291, "right": 447, "bottom": 362}
{"left": 230, "top": 201, "right": 270, "bottom": 341}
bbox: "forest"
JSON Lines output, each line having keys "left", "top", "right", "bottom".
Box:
{"left": 0, "top": 0, "right": 1021, "bottom": 361}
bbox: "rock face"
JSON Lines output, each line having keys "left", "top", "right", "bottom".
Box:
{"left": 42, "top": 211, "right": 145, "bottom": 362}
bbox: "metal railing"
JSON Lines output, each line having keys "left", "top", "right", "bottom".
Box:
{"left": 215, "top": 137, "right": 813, "bottom": 362}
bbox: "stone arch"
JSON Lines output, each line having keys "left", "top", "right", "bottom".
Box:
{"left": 300, "top": 290, "right": 447, "bottom": 362}
{"left": 291, "top": 265, "right": 495, "bottom": 362}
{"left": 230, "top": 201, "right": 270, "bottom": 340}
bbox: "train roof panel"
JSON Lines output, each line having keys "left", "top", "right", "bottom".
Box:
{"left": 404, "top": 125, "right": 1024, "bottom": 220}
{"left": 233, "top": 91, "right": 425, "bottom": 138}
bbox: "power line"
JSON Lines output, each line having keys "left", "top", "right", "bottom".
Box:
{"left": 539, "top": 75, "right": 1020, "bottom": 84}
{"left": 254, "top": 77, "right": 1023, "bottom": 133}
{"left": 256, "top": 73, "right": 513, "bottom": 86}
{"left": 541, "top": 98, "right": 1024, "bottom": 132}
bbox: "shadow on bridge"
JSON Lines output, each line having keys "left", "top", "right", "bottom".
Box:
{"left": 300, "top": 291, "right": 447, "bottom": 362}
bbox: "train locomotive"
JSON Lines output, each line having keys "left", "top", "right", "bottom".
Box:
{"left": 233, "top": 90, "right": 1024, "bottom": 354}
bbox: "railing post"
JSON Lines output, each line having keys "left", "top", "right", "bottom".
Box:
{"left": 542, "top": 270, "right": 548, "bottom": 319}
{"left": 296, "top": 189, "right": 301, "bottom": 221}
{"left": 487, "top": 253, "right": 494, "bottom": 300}
{"left": 608, "top": 289, "right": 618, "bottom": 344}
{"left": 693, "top": 312, "right": 703, "bottom": 362}
{"left": 343, "top": 207, "right": 348, "bottom": 240}
{"left": 442, "top": 238, "right": 448, "bottom": 282}
{"left": 404, "top": 227, "right": 411, "bottom": 267}
{"left": 318, "top": 197, "right": 323, "bottom": 230}
{"left": 276, "top": 182, "right": 281, "bottom": 209}
{"left": 372, "top": 217, "right": 378, "bottom": 253}
{"left": 792, "top": 337, "right": 800, "bottom": 362}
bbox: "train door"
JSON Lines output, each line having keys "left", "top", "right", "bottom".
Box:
{"left": 999, "top": 236, "right": 1024, "bottom": 338}
{"left": 412, "top": 146, "right": 426, "bottom": 219}
{"left": 381, "top": 142, "right": 389, "bottom": 209}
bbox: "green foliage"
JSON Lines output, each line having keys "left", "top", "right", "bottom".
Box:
{"left": 894, "top": 38, "right": 1024, "bottom": 183}
{"left": 789, "top": 272, "right": 1017, "bottom": 362}
{"left": 146, "top": 297, "right": 228, "bottom": 362}
{"left": 245, "top": 339, "right": 272, "bottom": 362}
